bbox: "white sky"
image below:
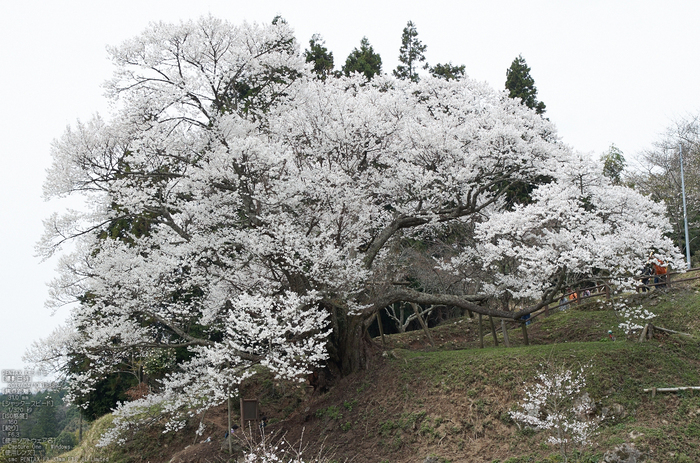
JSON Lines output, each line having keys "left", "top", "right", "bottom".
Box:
{"left": 1, "top": 0, "right": 699, "bottom": 371}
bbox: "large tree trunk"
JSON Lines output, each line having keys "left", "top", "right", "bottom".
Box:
{"left": 326, "top": 304, "right": 375, "bottom": 376}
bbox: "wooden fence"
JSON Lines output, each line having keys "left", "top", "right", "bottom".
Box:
{"left": 375, "top": 267, "right": 700, "bottom": 349}
{"left": 487, "top": 267, "right": 700, "bottom": 348}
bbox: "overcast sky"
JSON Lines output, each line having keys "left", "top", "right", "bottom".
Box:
{"left": 1, "top": 0, "right": 699, "bottom": 372}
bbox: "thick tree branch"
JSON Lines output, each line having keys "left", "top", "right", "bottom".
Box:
{"left": 369, "top": 286, "right": 560, "bottom": 321}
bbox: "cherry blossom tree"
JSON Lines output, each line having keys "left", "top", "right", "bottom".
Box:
{"left": 38, "top": 16, "right": 329, "bottom": 431}
{"left": 35, "top": 16, "right": 681, "bottom": 435}
{"left": 469, "top": 154, "right": 683, "bottom": 305}
{"left": 510, "top": 364, "right": 599, "bottom": 462}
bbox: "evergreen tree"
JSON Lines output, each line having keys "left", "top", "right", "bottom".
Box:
{"left": 271, "top": 15, "right": 287, "bottom": 25}
{"left": 601, "top": 144, "right": 626, "bottom": 185}
{"left": 430, "top": 62, "right": 466, "bottom": 81}
{"left": 29, "top": 395, "right": 59, "bottom": 439}
{"left": 342, "top": 37, "right": 382, "bottom": 81}
{"left": 393, "top": 21, "right": 428, "bottom": 82}
{"left": 67, "top": 353, "right": 139, "bottom": 421}
{"left": 505, "top": 54, "right": 546, "bottom": 114}
{"left": 304, "top": 34, "right": 334, "bottom": 80}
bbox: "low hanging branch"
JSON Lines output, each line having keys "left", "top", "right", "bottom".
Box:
{"left": 372, "top": 286, "right": 560, "bottom": 322}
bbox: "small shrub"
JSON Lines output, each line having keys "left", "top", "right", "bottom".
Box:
{"left": 510, "top": 363, "right": 600, "bottom": 463}
{"left": 237, "top": 427, "right": 336, "bottom": 462}
{"left": 316, "top": 406, "right": 342, "bottom": 421}
{"left": 343, "top": 399, "right": 357, "bottom": 411}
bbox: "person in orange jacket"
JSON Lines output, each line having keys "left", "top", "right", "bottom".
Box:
{"left": 568, "top": 289, "right": 578, "bottom": 304}
{"left": 651, "top": 253, "right": 668, "bottom": 288}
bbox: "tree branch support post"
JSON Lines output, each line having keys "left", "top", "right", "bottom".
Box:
{"left": 411, "top": 303, "right": 434, "bottom": 347}
{"left": 639, "top": 324, "right": 652, "bottom": 342}
{"left": 376, "top": 312, "right": 386, "bottom": 346}
{"left": 521, "top": 321, "right": 530, "bottom": 346}
{"left": 227, "top": 396, "right": 233, "bottom": 454}
{"left": 478, "top": 313, "right": 484, "bottom": 349}
{"left": 501, "top": 319, "right": 510, "bottom": 347}
{"left": 489, "top": 315, "right": 499, "bottom": 347}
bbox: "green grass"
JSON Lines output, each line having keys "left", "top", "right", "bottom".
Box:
{"left": 364, "top": 286, "right": 700, "bottom": 461}
{"left": 52, "top": 285, "right": 700, "bottom": 463}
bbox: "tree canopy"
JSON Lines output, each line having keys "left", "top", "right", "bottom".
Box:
{"left": 32, "top": 16, "right": 681, "bottom": 442}
{"left": 429, "top": 62, "right": 466, "bottom": 81}
{"left": 505, "top": 54, "right": 546, "bottom": 114}
{"left": 341, "top": 37, "right": 382, "bottom": 80}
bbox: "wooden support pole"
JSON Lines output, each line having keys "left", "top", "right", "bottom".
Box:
{"left": 489, "top": 315, "right": 499, "bottom": 347}
{"left": 639, "top": 324, "right": 650, "bottom": 343}
{"left": 376, "top": 312, "right": 386, "bottom": 346}
{"left": 227, "top": 396, "right": 233, "bottom": 454}
{"left": 501, "top": 319, "right": 510, "bottom": 347}
{"left": 644, "top": 386, "right": 700, "bottom": 395}
{"left": 521, "top": 322, "right": 529, "bottom": 346}
{"left": 478, "top": 313, "right": 484, "bottom": 348}
{"left": 411, "top": 303, "right": 434, "bottom": 347}
{"left": 654, "top": 326, "right": 692, "bottom": 337}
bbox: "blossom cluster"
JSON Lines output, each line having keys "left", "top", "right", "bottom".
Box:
{"left": 510, "top": 365, "right": 599, "bottom": 456}
{"left": 616, "top": 301, "right": 656, "bottom": 334}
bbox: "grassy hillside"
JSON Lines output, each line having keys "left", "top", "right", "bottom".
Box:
{"left": 48, "top": 285, "right": 700, "bottom": 463}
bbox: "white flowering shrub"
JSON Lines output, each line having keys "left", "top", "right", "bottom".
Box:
{"left": 238, "top": 428, "right": 334, "bottom": 463}
{"left": 510, "top": 365, "right": 599, "bottom": 462}
{"left": 616, "top": 301, "right": 656, "bottom": 334}
{"left": 96, "top": 395, "right": 166, "bottom": 447}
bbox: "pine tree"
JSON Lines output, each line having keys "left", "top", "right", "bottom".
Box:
{"left": 429, "top": 62, "right": 466, "bottom": 81}
{"left": 393, "top": 21, "right": 428, "bottom": 82}
{"left": 505, "top": 54, "right": 546, "bottom": 114}
{"left": 304, "top": 34, "right": 334, "bottom": 80}
{"left": 29, "top": 395, "right": 59, "bottom": 439}
{"left": 342, "top": 37, "right": 382, "bottom": 81}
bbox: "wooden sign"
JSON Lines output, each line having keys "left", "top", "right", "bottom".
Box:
{"left": 240, "top": 398, "right": 259, "bottom": 428}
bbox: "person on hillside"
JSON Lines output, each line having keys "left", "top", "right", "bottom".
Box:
{"left": 559, "top": 294, "right": 569, "bottom": 311}
{"left": 568, "top": 290, "right": 578, "bottom": 305}
{"left": 640, "top": 262, "right": 654, "bottom": 292}
{"left": 652, "top": 254, "right": 668, "bottom": 289}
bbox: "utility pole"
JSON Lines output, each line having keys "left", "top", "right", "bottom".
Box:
{"left": 680, "top": 143, "right": 692, "bottom": 269}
